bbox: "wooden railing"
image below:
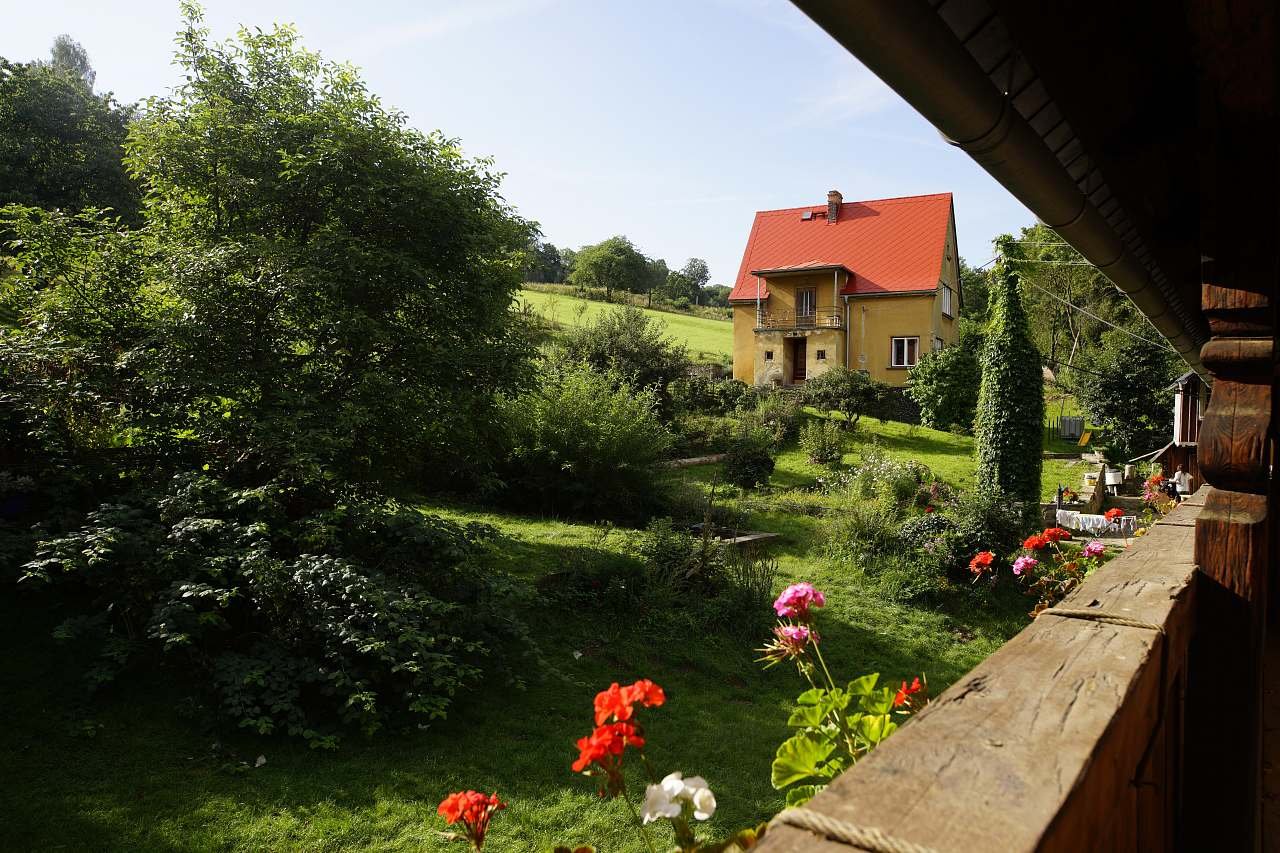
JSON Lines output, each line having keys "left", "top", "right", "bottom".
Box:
{"left": 756, "top": 308, "right": 843, "bottom": 330}
{"left": 761, "top": 491, "right": 1210, "bottom": 851}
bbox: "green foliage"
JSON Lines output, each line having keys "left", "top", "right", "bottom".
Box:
{"left": 21, "top": 473, "right": 533, "bottom": 746}
{"left": 907, "top": 330, "right": 981, "bottom": 432}
{"left": 936, "top": 489, "right": 1027, "bottom": 579}
{"left": 799, "top": 419, "right": 844, "bottom": 466}
{"left": 973, "top": 258, "right": 1044, "bottom": 527}
{"left": 1075, "top": 328, "right": 1178, "bottom": 459}
{"left": 499, "top": 360, "right": 671, "bottom": 521}
{"left": 525, "top": 237, "right": 567, "bottom": 282}
{"left": 670, "top": 376, "right": 756, "bottom": 416}
{"left": 722, "top": 425, "right": 776, "bottom": 490}
{"left": 670, "top": 413, "right": 738, "bottom": 457}
{"left": 958, "top": 258, "right": 990, "bottom": 320}
{"left": 568, "top": 235, "right": 651, "bottom": 300}
{"left": 746, "top": 392, "right": 804, "bottom": 446}
{"left": 803, "top": 367, "right": 889, "bottom": 428}
{"left": 560, "top": 305, "right": 690, "bottom": 417}
{"left": 0, "top": 57, "right": 138, "bottom": 219}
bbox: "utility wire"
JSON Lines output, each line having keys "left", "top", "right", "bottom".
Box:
{"left": 972, "top": 255, "right": 1177, "bottom": 353}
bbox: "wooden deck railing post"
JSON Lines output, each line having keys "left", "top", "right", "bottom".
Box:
{"left": 1183, "top": 283, "right": 1274, "bottom": 850}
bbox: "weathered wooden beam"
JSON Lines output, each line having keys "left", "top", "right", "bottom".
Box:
{"left": 759, "top": 497, "right": 1203, "bottom": 852}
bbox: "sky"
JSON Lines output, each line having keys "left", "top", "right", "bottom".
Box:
{"left": 1, "top": 0, "right": 1034, "bottom": 284}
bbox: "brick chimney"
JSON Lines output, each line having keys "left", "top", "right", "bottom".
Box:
{"left": 827, "top": 190, "right": 843, "bottom": 223}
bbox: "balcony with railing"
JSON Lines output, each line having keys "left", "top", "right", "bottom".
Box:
{"left": 755, "top": 307, "right": 843, "bottom": 331}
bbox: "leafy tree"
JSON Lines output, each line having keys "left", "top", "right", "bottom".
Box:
{"left": 644, "top": 256, "right": 669, "bottom": 305}
{"left": 560, "top": 305, "right": 689, "bottom": 416}
{"left": 568, "top": 235, "right": 649, "bottom": 301}
{"left": 0, "top": 57, "right": 138, "bottom": 219}
{"left": 701, "top": 283, "right": 732, "bottom": 308}
{"left": 958, "top": 258, "right": 989, "bottom": 320}
{"left": 974, "top": 258, "right": 1044, "bottom": 526}
{"left": 1076, "top": 329, "right": 1177, "bottom": 460}
{"left": 524, "top": 237, "right": 566, "bottom": 282}
{"left": 803, "top": 366, "right": 889, "bottom": 429}
{"left": 48, "top": 35, "right": 95, "bottom": 88}
{"left": 661, "top": 257, "right": 711, "bottom": 305}
{"left": 906, "top": 318, "right": 983, "bottom": 431}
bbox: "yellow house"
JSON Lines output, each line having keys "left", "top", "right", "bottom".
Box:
{"left": 728, "top": 191, "right": 961, "bottom": 386}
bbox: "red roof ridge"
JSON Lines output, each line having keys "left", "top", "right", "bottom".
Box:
{"left": 753, "top": 192, "right": 954, "bottom": 218}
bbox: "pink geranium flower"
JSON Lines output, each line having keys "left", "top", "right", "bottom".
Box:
{"left": 773, "top": 583, "right": 826, "bottom": 620}
{"left": 1082, "top": 540, "right": 1105, "bottom": 558}
{"left": 1012, "top": 555, "right": 1038, "bottom": 576}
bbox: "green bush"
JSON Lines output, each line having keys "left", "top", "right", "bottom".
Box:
{"left": 559, "top": 305, "right": 690, "bottom": 418}
{"left": 723, "top": 425, "right": 776, "bottom": 490}
{"left": 799, "top": 419, "right": 844, "bottom": 466}
{"left": 20, "top": 473, "right": 533, "bottom": 747}
{"left": 748, "top": 392, "right": 805, "bottom": 446}
{"left": 670, "top": 376, "right": 756, "bottom": 416}
{"left": 937, "top": 489, "right": 1027, "bottom": 578}
{"left": 499, "top": 360, "right": 672, "bottom": 521}
{"left": 907, "top": 343, "right": 981, "bottom": 432}
{"left": 670, "top": 413, "right": 738, "bottom": 458}
{"left": 803, "top": 366, "right": 890, "bottom": 427}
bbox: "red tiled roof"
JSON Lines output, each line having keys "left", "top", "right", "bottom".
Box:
{"left": 728, "top": 192, "right": 954, "bottom": 302}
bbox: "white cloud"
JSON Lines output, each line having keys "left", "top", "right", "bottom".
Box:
{"left": 791, "top": 61, "right": 895, "bottom": 125}
{"left": 347, "top": 0, "right": 552, "bottom": 55}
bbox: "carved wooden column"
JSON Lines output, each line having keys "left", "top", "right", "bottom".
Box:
{"left": 1183, "top": 283, "right": 1274, "bottom": 850}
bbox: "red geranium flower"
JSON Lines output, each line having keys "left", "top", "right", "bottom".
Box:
{"left": 1104, "top": 508, "right": 1124, "bottom": 522}
{"left": 924, "top": 505, "right": 935, "bottom": 513}
{"left": 438, "top": 790, "right": 505, "bottom": 850}
{"left": 968, "top": 551, "right": 995, "bottom": 575}
{"left": 1022, "top": 533, "right": 1049, "bottom": 550}
{"left": 593, "top": 679, "right": 666, "bottom": 726}
{"left": 894, "top": 676, "right": 923, "bottom": 708}
{"left": 1043, "top": 527, "right": 1072, "bottom": 543}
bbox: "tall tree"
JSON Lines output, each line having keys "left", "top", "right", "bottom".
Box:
{"left": 524, "top": 237, "right": 565, "bottom": 282}
{"left": 568, "top": 235, "right": 649, "bottom": 301}
{"left": 1076, "top": 329, "right": 1178, "bottom": 460}
{"left": 974, "top": 258, "right": 1044, "bottom": 527}
{"left": 0, "top": 58, "right": 138, "bottom": 219}
{"left": 958, "top": 258, "right": 990, "bottom": 320}
{"left": 48, "top": 35, "right": 95, "bottom": 88}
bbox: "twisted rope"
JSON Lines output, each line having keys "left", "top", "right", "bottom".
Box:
{"left": 768, "top": 808, "right": 940, "bottom": 853}
{"left": 1038, "top": 607, "right": 1164, "bottom": 633}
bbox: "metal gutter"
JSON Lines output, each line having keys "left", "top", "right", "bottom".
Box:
{"left": 790, "top": 0, "right": 1206, "bottom": 376}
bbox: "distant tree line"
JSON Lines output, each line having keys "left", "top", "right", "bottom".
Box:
{"left": 524, "top": 234, "right": 731, "bottom": 308}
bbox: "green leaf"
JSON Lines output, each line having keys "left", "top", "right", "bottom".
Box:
{"left": 787, "top": 687, "right": 849, "bottom": 728}
{"left": 857, "top": 713, "right": 897, "bottom": 746}
{"left": 846, "top": 673, "right": 880, "bottom": 696}
{"left": 771, "top": 729, "right": 837, "bottom": 789}
{"left": 785, "top": 784, "right": 825, "bottom": 807}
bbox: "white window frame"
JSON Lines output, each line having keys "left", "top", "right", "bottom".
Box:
{"left": 890, "top": 336, "right": 919, "bottom": 368}
{"left": 941, "top": 285, "right": 954, "bottom": 318}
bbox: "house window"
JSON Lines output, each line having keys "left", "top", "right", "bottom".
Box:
{"left": 764, "top": 350, "right": 774, "bottom": 361}
{"left": 941, "top": 285, "right": 954, "bottom": 318}
{"left": 816, "top": 349, "right": 826, "bottom": 360}
{"left": 890, "top": 337, "right": 919, "bottom": 368}
{"left": 933, "top": 336, "right": 944, "bottom": 352}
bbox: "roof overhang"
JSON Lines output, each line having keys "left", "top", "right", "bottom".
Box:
{"left": 749, "top": 264, "right": 852, "bottom": 278}
{"left": 790, "top": 0, "right": 1215, "bottom": 378}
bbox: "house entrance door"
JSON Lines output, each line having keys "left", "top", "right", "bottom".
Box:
{"left": 792, "top": 338, "right": 807, "bottom": 383}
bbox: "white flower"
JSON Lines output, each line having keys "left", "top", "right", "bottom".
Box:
{"left": 641, "top": 774, "right": 684, "bottom": 824}
{"left": 641, "top": 771, "right": 717, "bottom": 823}
{"left": 682, "top": 776, "right": 717, "bottom": 820}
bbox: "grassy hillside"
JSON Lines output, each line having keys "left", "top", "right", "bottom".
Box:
{"left": 517, "top": 288, "right": 733, "bottom": 364}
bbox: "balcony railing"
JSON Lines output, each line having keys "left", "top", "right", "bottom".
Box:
{"left": 755, "top": 308, "right": 843, "bottom": 330}
{"left": 758, "top": 490, "right": 1234, "bottom": 852}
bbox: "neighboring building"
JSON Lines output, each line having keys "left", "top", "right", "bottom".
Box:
{"left": 727, "top": 190, "right": 960, "bottom": 387}
{"left": 1135, "top": 369, "right": 1208, "bottom": 484}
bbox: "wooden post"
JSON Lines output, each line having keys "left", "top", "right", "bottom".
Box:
{"left": 1183, "top": 284, "right": 1274, "bottom": 850}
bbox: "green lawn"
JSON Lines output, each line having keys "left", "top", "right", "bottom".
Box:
{"left": 0, "top": 483, "right": 1028, "bottom": 852}
{"left": 516, "top": 288, "right": 733, "bottom": 363}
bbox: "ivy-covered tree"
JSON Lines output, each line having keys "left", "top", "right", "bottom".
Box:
{"left": 974, "top": 258, "right": 1044, "bottom": 527}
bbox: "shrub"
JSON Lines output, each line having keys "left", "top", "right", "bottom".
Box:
{"left": 974, "top": 257, "right": 1044, "bottom": 527}
{"left": 559, "top": 305, "right": 690, "bottom": 417}
{"left": 499, "top": 360, "right": 672, "bottom": 521}
{"left": 937, "top": 489, "right": 1027, "bottom": 578}
{"left": 799, "top": 419, "right": 844, "bottom": 466}
{"left": 747, "top": 392, "right": 804, "bottom": 446}
{"left": 669, "top": 413, "right": 738, "bottom": 458}
{"left": 846, "top": 447, "right": 931, "bottom": 507}
{"left": 670, "top": 376, "right": 756, "bottom": 416}
{"left": 803, "top": 367, "right": 889, "bottom": 428}
{"left": 907, "top": 343, "right": 981, "bottom": 432}
{"left": 722, "top": 425, "right": 776, "bottom": 490}
{"left": 898, "top": 512, "right": 955, "bottom": 545}
{"left": 20, "top": 473, "right": 533, "bottom": 747}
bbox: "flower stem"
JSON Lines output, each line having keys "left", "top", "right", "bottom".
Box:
{"left": 621, "top": 788, "right": 658, "bottom": 853}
